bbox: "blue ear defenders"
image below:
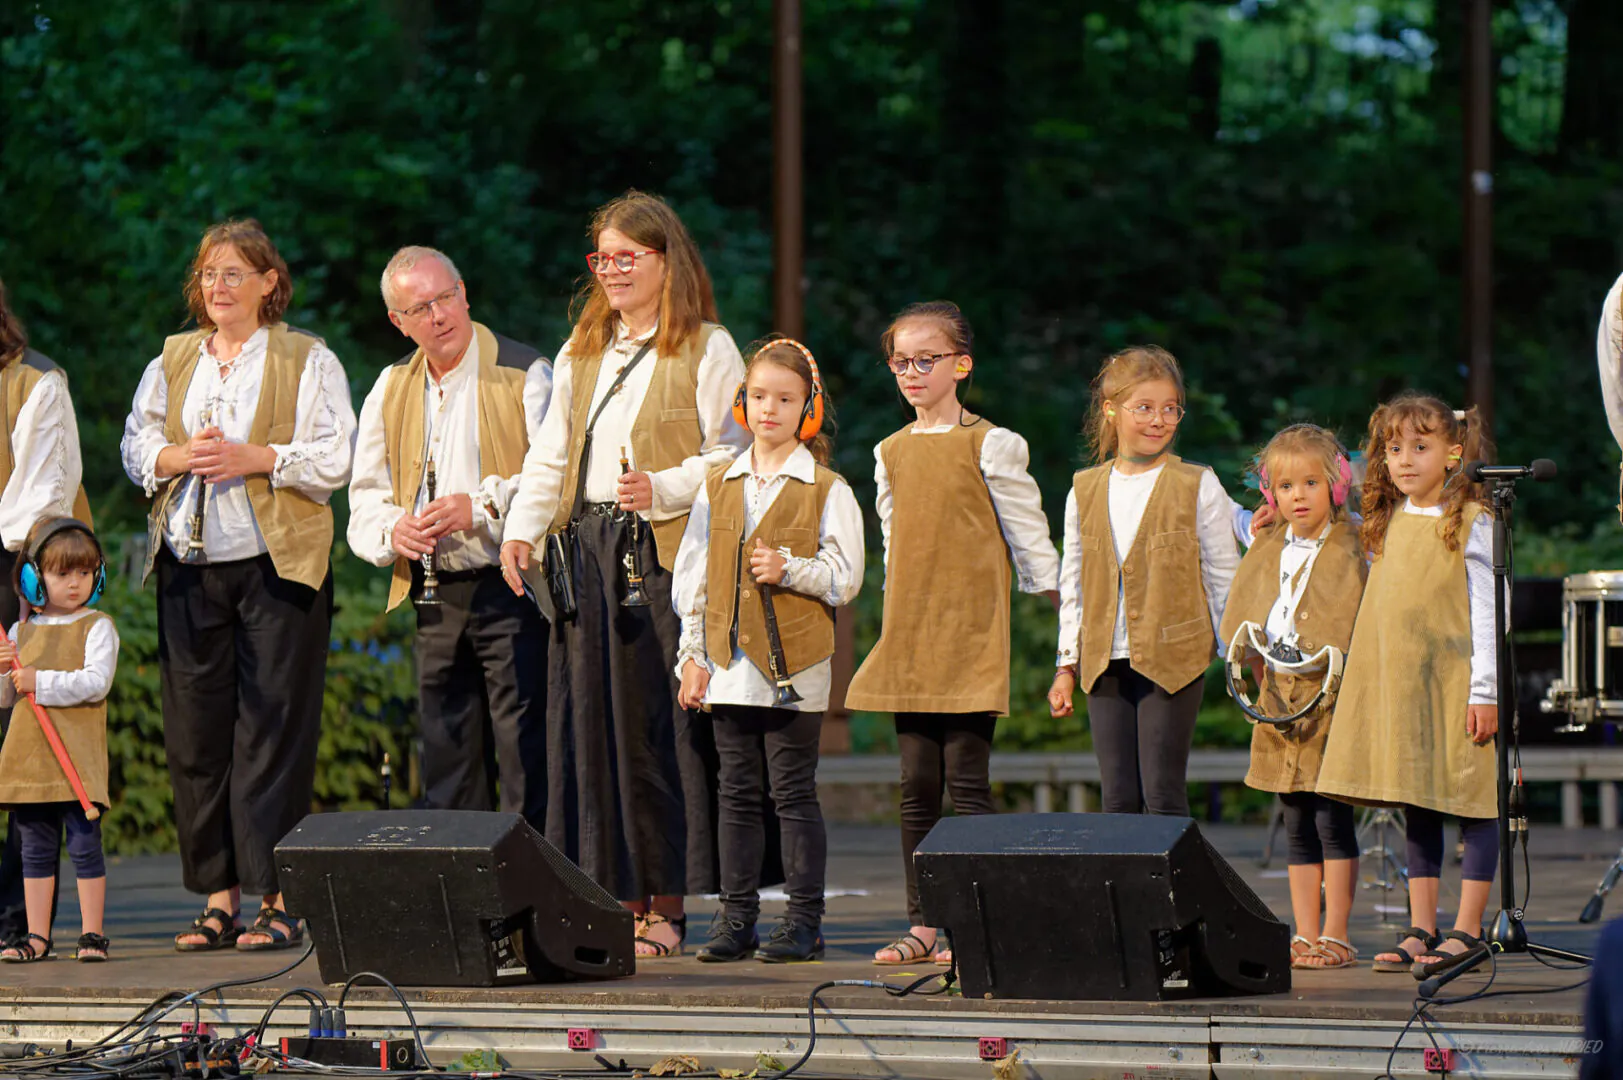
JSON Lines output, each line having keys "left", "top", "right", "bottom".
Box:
{"left": 19, "top": 517, "right": 106, "bottom": 608}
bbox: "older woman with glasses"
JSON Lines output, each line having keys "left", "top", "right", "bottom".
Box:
{"left": 501, "top": 191, "right": 749, "bottom": 959}
{"left": 120, "top": 219, "right": 356, "bottom": 953}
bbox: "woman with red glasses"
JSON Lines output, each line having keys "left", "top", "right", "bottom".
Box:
{"left": 501, "top": 191, "right": 748, "bottom": 959}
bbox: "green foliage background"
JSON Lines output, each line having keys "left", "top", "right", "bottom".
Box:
{"left": 5, "top": 0, "right": 1623, "bottom": 845}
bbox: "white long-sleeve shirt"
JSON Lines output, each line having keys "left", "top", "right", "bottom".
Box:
{"left": 1402, "top": 499, "right": 1495, "bottom": 705}
{"left": 120, "top": 327, "right": 357, "bottom": 562}
{"left": 1597, "top": 271, "right": 1623, "bottom": 451}
{"left": 0, "top": 369, "right": 83, "bottom": 552}
{"left": 671, "top": 444, "right": 864, "bottom": 712}
{"left": 874, "top": 425, "right": 1060, "bottom": 593}
{"left": 0, "top": 611, "right": 118, "bottom": 708}
{"left": 347, "top": 335, "right": 553, "bottom": 570}
{"left": 1056, "top": 462, "right": 1241, "bottom": 668}
{"left": 504, "top": 322, "right": 749, "bottom": 547}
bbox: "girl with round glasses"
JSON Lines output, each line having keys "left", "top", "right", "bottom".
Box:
{"left": 846, "top": 301, "right": 1060, "bottom": 967}
{"left": 1048, "top": 346, "right": 1240, "bottom": 821}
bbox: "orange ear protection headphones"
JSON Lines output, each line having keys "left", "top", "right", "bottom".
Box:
{"left": 732, "top": 337, "right": 826, "bottom": 443}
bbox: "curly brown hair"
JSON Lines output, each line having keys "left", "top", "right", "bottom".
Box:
{"left": 182, "top": 219, "right": 293, "bottom": 330}
{"left": 1086, "top": 345, "right": 1185, "bottom": 464}
{"left": 0, "top": 276, "right": 26, "bottom": 368}
{"left": 1359, "top": 392, "right": 1492, "bottom": 556}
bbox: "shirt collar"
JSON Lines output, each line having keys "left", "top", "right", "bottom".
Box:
{"left": 724, "top": 443, "right": 817, "bottom": 483}
{"left": 426, "top": 331, "right": 479, "bottom": 392}
{"left": 203, "top": 325, "right": 269, "bottom": 360}
{"left": 614, "top": 319, "right": 659, "bottom": 349}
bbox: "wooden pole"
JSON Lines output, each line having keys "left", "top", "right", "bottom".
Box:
{"left": 1464, "top": 0, "right": 1494, "bottom": 430}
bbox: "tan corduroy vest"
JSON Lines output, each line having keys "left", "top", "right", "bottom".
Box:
{"left": 1072, "top": 456, "right": 1214, "bottom": 695}
{"left": 377, "top": 323, "right": 530, "bottom": 611}
{"left": 547, "top": 323, "right": 720, "bottom": 572}
{"left": 0, "top": 350, "right": 93, "bottom": 528}
{"left": 1218, "top": 518, "right": 1367, "bottom": 794}
{"left": 1316, "top": 504, "right": 1496, "bottom": 817}
{"left": 703, "top": 462, "right": 838, "bottom": 676}
{"left": 141, "top": 325, "right": 331, "bottom": 590}
{"left": 0, "top": 612, "right": 112, "bottom": 809}
{"left": 844, "top": 419, "right": 1013, "bottom": 715}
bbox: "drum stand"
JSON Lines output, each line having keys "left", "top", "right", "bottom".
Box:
{"left": 1579, "top": 847, "right": 1623, "bottom": 923}
{"left": 1421, "top": 471, "right": 1590, "bottom": 998}
{"left": 1357, "top": 807, "right": 1408, "bottom": 917}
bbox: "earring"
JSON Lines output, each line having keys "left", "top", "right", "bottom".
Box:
{"left": 1105, "top": 407, "right": 1115, "bottom": 420}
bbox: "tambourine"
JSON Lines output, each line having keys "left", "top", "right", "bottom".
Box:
{"left": 1224, "top": 620, "right": 1345, "bottom": 729}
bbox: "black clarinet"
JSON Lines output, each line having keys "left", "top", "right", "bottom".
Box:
{"left": 758, "top": 577, "right": 803, "bottom": 708}
{"left": 183, "top": 403, "right": 214, "bottom": 563}
{"left": 619, "top": 447, "right": 652, "bottom": 607}
{"left": 418, "top": 460, "right": 442, "bottom": 606}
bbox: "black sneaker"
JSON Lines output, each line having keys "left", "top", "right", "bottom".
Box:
{"left": 755, "top": 918, "right": 824, "bottom": 963}
{"left": 696, "top": 916, "right": 758, "bottom": 963}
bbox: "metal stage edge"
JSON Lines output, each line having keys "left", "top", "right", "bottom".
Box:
{"left": 0, "top": 989, "right": 1588, "bottom": 1079}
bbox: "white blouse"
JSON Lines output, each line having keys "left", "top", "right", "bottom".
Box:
{"left": 0, "top": 611, "right": 119, "bottom": 708}
{"left": 1056, "top": 462, "right": 1241, "bottom": 668}
{"left": 504, "top": 322, "right": 748, "bottom": 548}
{"left": 873, "top": 424, "right": 1060, "bottom": 594}
{"left": 120, "top": 327, "right": 357, "bottom": 563}
{"left": 671, "top": 444, "right": 864, "bottom": 712}
{"left": 1597, "top": 271, "right": 1623, "bottom": 452}
{"left": 0, "top": 371, "right": 84, "bottom": 552}
{"left": 347, "top": 334, "right": 553, "bottom": 571}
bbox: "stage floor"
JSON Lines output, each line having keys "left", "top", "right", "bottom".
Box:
{"left": 0, "top": 822, "right": 1613, "bottom": 1078}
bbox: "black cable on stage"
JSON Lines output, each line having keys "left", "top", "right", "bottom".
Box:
{"left": 335, "top": 970, "right": 434, "bottom": 1071}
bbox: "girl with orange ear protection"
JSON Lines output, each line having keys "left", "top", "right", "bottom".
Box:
{"left": 671, "top": 336, "right": 864, "bottom": 964}
{"left": 844, "top": 301, "right": 1061, "bottom": 968}
{"left": 1221, "top": 424, "right": 1368, "bottom": 972}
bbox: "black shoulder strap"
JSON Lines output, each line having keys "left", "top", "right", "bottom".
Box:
{"left": 565, "top": 340, "right": 656, "bottom": 525}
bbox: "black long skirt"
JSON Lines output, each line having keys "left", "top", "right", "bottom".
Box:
{"left": 545, "top": 513, "right": 720, "bottom": 899}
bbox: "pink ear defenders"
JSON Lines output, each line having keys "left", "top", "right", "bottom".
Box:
{"left": 1258, "top": 452, "right": 1353, "bottom": 509}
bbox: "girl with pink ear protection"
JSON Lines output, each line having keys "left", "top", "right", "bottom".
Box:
{"left": 1222, "top": 423, "right": 1368, "bottom": 972}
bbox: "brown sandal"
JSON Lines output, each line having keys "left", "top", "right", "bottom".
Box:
{"left": 634, "top": 913, "right": 687, "bottom": 959}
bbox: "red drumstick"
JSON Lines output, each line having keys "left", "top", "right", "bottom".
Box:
{"left": 0, "top": 624, "right": 98, "bottom": 821}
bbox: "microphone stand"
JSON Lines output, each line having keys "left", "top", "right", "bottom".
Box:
{"left": 1420, "top": 474, "right": 1589, "bottom": 998}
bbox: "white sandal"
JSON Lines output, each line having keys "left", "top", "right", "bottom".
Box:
{"left": 1295, "top": 934, "right": 1358, "bottom": 970}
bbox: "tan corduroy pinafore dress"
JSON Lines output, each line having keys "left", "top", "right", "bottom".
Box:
{"left": 0, "top": 612, "right": 112, "bottom": 810}
{"left": 1315, "top": 504, "right": 1496, "bottom": 818}
{"left": 1218, "top": 519, "right": 1366, "bottom": 794}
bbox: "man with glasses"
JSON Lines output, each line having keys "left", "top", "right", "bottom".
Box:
{"left": 348, "top": 247, "right": 552, "bottom": 822}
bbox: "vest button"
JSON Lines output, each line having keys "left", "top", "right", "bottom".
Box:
{"left": 740, "top": 634, "right": 751, "bottom": 646}
{"left": 742, "top": 588, "right": 752, "bottom": 599}
{"left": 1298, "top": 612, "right": 1309, "bottom": 621}
{"left": 1123, "top": 564, "right": 1135, "bottom": 575}
{"left": 1128, "top": 610, "right": 1140, "bottom": 620}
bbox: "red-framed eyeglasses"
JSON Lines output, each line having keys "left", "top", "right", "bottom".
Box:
{"left": 586, "top": 250, "right": 660, "bottom": 274}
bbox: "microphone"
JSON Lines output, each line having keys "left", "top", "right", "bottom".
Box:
{"left": 1464, "top": 459, "right": 1557, "bottom": 483}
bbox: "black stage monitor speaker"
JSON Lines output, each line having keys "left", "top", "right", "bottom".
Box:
{"left": 277, "top": 811, "right": 635, "bottom": 987}
{"left": 915, "top": 813, "right": 1290, "bottom": 1001}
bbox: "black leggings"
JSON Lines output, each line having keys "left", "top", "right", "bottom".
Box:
{"left": 1277, "top": 791, "right": 1359, "bottom": 866}
{"left": 896, "top": 712, "right": 996, "bottom": 926}
{"left": 1406, "top": 805, "right": 1499, "bottom": 882}
{"left": 1086, "top": 660, "right": 1202, "bottom": 815}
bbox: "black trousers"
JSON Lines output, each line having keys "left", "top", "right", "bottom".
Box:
{"left": 1086, "top": 659, "right": 1203, "bottom": 816}
{"left": 158, "top": 551, "right": 330, "bottom": 897}
{"left": 0, "top": 547, "right": 27, "bottom": 940}
{"left": 414, "top": 567, "right": 547, "bottom": 824}
{"left": 713, "top": 704, "right": 824, "bottom": 925}
{"left": 896, "top": 711, "right": 997, "bottom": 926}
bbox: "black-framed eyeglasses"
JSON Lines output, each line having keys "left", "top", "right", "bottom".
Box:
{"left": 885, "top": 352, "right": 959, "bottom": 375}
{"left": 586, "top": 250, "right": 660, "bottom": 274}
{"left": 393, "top": 284, "right": 463, "bottom": 322}
{"left": 195, "top": 268, "right": 263, "bottom": 289}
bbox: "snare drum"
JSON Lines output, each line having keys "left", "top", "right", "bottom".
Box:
{"left": 1542, "top": 571, "right": 1623, "bottom": 727}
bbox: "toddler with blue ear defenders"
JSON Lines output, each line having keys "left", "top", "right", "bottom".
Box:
{"left": 0, "top": 517, "right": 118, "bottom": 964}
